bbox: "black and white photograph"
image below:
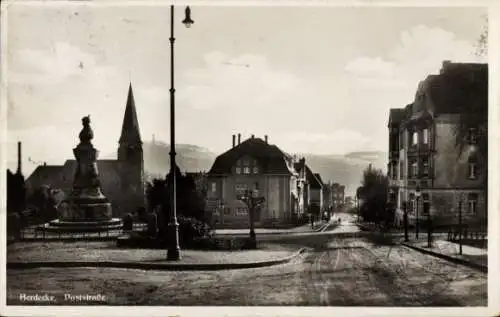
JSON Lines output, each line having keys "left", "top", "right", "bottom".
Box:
{"left": 1, "top": 0, "right": 497, "bottom": 316}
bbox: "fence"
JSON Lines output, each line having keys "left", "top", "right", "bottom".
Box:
{"left": 12, "top": 223, "right": 148, "bottom": 242}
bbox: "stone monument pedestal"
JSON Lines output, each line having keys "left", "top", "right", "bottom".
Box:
{"left": 42, "top": 115, "right": 122, "bottom": 234}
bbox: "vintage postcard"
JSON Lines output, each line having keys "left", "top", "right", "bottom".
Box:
{"left": 1, "top": 0, "right": 498, "bottom": 316}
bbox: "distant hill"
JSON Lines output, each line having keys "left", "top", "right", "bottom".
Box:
{"left": 298, "top": 151, "right": 387, "bottom": 196}
{"left": 116, "top": 141, "right": 387, "bottom": 196}
{"left": 142, "top": 141, "right": 217, "bottom": 179}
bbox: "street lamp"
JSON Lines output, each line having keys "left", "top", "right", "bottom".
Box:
{"left": 425, "top": 193, "right": 432, "bottom": 248}
{"left": 167, "top": 5, "right": 194, "bottom": 261}
{"left": 415, "top": 185, "right": 421, "bottom": 239}
{"left": 403, "top": 201, "right": 409, "bottom": 242}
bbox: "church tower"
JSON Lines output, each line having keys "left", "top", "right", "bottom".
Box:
{"left": 117, "top": 82, "right": 145, "bottom": 215}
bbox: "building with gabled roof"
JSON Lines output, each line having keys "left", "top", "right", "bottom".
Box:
{"left": 206, "top": 134, "right": 315, "bottom": 228}
{"left": 25, "top": 83, "right": 145, "bottom": 217}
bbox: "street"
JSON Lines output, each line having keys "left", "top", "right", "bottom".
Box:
{"left": 7, "top": 232, "right": 486, "bottom": 306}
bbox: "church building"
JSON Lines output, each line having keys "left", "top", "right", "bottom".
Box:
{"left": 25, "top": 83, "right": 145, "bottom": 217}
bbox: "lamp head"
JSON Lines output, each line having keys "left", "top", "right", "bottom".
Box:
{"left": 182, "top": 6, "right": 194, "bottom": 28}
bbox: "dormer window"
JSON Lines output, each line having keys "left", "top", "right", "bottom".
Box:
{"left": 234, "top": 157, "right": 260, "bottom": 175}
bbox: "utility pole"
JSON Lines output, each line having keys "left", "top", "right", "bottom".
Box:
{"left": 458, "top": 198, "right": 463, "bottom": 255}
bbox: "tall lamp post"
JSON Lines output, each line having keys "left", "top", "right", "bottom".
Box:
{"left": 167, "top": 5, "right": 194, "bottom": 261}
{"left": 458, "top": 195, "right": 463, "bottom": 255}
{"left": 425, "top": 193, "right": 432, "bottom": 248}
{"left": 415, "top": 185, "right": 421, "bottom": 239}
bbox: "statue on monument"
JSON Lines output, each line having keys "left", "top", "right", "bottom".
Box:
{"left": 79, "top": 115, "right": 94, "bottom": 145}
{"left": 73, "top": 115, "right": 100, "bottom": 190}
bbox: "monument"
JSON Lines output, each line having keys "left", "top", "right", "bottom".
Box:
{"left": 43, "top": 116, "right": 122, "bottom": 233}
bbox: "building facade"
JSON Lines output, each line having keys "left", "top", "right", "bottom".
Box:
{"left": 388, "top": 61, "right": 487, "bottom": 228}
{"left": 330, "top": 182, "right": 345, "bottom": 213}
{"left": 25, "top": 83, "right": 145, "bottom": 218}
{"left": 206, "top": 135, "right": 323, "bottom": 228}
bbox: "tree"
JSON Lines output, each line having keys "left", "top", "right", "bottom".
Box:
{"left": 358, "top": 165, "right": 389, "bottom": 224}
{"left": 6, "top": 169, "right": 26, "bottom": 214}
{"left": 146, "top": 166, "right": 208, "bottom": 228}
{"left": 475, "top": 15, "right": 488, "bottom": 58}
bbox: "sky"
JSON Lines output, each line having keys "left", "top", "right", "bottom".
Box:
{"left": 3, "top": 3, "right": 487, "bottom": 176}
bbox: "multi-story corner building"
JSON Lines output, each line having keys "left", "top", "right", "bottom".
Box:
{"left": 388, "top": 61, "right": 487, "bottom": 227}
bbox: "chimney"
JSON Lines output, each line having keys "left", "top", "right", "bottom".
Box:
{"left": 441, "top": 60, "right": 451, "bottom": 74}
{"left": 238, "top": 133, "right": 241, "bottom": 145}
{"left": 232, "top": 134, "right": 236, "bottom": 147}
{"left": 251, "top": 134, "right": 255, "bottom": 139}
{"left": 16, "top": 141, "right": 22, "bottom": 174}
{"left": 264, "top": 135, "right": 268, "bottom": 143}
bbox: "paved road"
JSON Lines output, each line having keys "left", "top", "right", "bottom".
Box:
{"left": 6, "top": 235, "right": 486, "bottom": 306}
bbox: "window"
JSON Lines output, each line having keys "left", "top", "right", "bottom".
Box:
{"left": 236, "top": 207, "right": 248, "bottom": 216}
{"left": 243, "top": 167, "right": 251, "bottom": 174}
{"left": 468, "top": 157, "right": 477, "bottom": 179}
{"left": 224, "top": 207, "right": 232, "bottom": 215}
{"left": 392, "top": 164, "right": 398, "bottom": 180}
{"left": 235, "top": 167, "right": 241, "bottom": 174}
{"left": 408, "top": 199, "right": 415, "bottom": 214}
{"left": 253, "top": 166, "right": 259, "bottom": 174}
{"left": 400, "top": 161, "right": 404, "bottom": 180}
{"left": 411, "top": 161, "right": 418, "bottom": 178}
{"left": 468, "top": 128, "right": 477, "bottom": 145}
{"left": 211, "top": 182, "right": 216, "bottom": 193}
{"left": 423, "top": 128, "right": 429, "bottom": 145}
{"left": 467, "top": 193, "right": 478, "bottom": 215}
{"left": 235, "top": 183, "right": 248, "bottom": 196}
{"left": 412, "top": 131, "right": 418, "bottom": 145}
{"left": 422, "top": 158, "right": 429, "bottom": 177}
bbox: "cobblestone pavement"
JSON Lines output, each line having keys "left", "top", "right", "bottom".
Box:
{"left": 7, "top": 237, "right": 486, "bottom": 306}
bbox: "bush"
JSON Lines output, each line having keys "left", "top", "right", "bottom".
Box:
{"left": 160, "top": 216, "right": 213, "bottom": 248}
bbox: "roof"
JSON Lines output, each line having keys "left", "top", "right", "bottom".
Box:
{"left": 306, "top": 166, "right": 322, "bottom": 189}
{"left": 25, "top": 165, "right": 65, "bottom": 189}
{"left": 388, "top": 108, "right": 405, "bottom": 127}
{"left": 207, "top": 137, "right": 294, "bottom": 175}
{"left": 314, "top": 173, "right": 324, "bottom": 186}
{"left": 25, "top": 159, "right": 121, "bottom": 191}
{"left": 428, "top": 62, "right": 487, "bottom": 115}
{"left": 119, "top": 83, "right": 142, "bottom": 145}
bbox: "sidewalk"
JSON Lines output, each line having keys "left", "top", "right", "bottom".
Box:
{"left": 402, "top": 239, "right": 487, "bottom": 272}
{"left": 7, "top": 241, "right": 304, "bottom": 271}
{"left": 214, "top": 219, "right": 334, "bottom": 236}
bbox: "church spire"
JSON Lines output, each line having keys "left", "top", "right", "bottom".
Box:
{"left": 119, "top": 82, "right": 142, "bottom": 145}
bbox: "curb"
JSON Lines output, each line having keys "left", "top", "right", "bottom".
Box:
{"left": 401, "top": 242, "right": 487, "bottom": 273}
{"left": 215, "top": 222, "right": 331, "bottom": 236}
{"left": 7, "top": 248, "right": 307, "bottom": 271}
